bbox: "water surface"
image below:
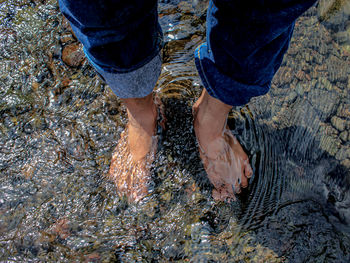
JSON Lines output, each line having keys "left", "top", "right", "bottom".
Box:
{"left": 0, "top": 0, "right": 350, "bottom": 261}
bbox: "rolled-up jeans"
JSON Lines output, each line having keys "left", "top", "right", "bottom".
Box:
{"left": 59, "top": 0, "right": 317, "bottom": 106}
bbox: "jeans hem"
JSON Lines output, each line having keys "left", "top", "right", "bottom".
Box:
{"left": 89, "top": 53, "right": 162, "bottom": 99}
{"left": 83, "top": 29, "right": 163, "bottom": 75}
{"left": 194, "top": 43, "right": 270, "bottom": 106}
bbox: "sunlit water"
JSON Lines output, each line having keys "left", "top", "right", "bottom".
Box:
{"left": 1, "top": 0, "right": 350, "bottom": 261}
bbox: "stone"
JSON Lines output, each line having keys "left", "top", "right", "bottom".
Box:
{"left": 319, "top": 134, "right": 341, "bottom": 156}
{"left": 296, "top": 70, "right": 305, "bottom": 80}
{"left": 331, "top": 116, "right": 346, "bottom": 131}
{"left": 319, "top": 123, "right": 338, "bottom": 136}
{"left": 287, "top": 91, "right": 298, "bottom": 103}
{"left": 178, "top": 1, "right": 194, "bottom": 14}
{"left": 320, "top": 78, "right": 332, "bottom": 91}
{"left": 341, "top": 159, "right": 350, "bottom": 169}
{"left": 335, "top": 146, "right": 350, "bottom": 161}
{"left": 60, "top": 32, "right": 76, "bottom": 45}
{"left": 295, "top": 83, "right": 304, "bottom": 95}
{"left": 340, "top": 131, "right": 348, "bottom": 142}
{"left": 62, "top": 43, "right": 84, "bottom": 67}
{"left": 336, "top": 103, "right": 350, "bottom": 118}
{"left": 308, "top": 89, "right": 340, "bottom": 120}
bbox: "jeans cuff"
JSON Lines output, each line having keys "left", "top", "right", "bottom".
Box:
{"left": 194, "top": 43, "right": 271, "bottom": 106}
{"left": 86, "top": 51, "right": 162, "bottom": 98}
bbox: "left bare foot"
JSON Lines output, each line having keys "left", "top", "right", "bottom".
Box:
{"left": 108, "top": 127, "right": 157, "bottom": 202}
{"left": 108, "top": 93, "right": 159, "bottom": 202}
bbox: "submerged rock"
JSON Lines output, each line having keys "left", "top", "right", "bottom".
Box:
{"left": 62, "top": 43, "right": 84, "bottom": 67}
{"left": 331, "top": 116, "right": 347, "bottom": 131}
{"left": 308, "top": 89, "right": 340, "bottom": 120}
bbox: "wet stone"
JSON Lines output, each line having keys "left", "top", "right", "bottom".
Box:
{"left": 335, "top": 146, "right": 350, "bottom": 161}
{"left": 336, "top": 103, "right": 350, "bottom": 119}
{"left": 308, "top": 89, "right": 339, "bottom": 120}
{"left": 341, "top": 159, "right": 350, "bottom": 169}
{"left": 340, "top": 131, "right": 348, "bottom": 142}
{"left": 177, "top": 1, "right": 194, "bottom": 14}
{"left": 319, "top": 133, "right": 342, "bottom": 156}
{"left": 286, "top": 91, "right": 298, "bottom": 103}
{"left": 61, "top": 43, "right": 84, "bottom": 67}
{"left": 331, "top": 116, "right": 346, "bottom": 131}
{"left": 59, "top": 32, "right": 75, "bottom": 45}
{"left": 295, "top": 83, "right": 304, "bottom": 95}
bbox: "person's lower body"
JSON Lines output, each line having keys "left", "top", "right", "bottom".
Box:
{"left": 59, "top": 0, "right": 318, "bottom": 202}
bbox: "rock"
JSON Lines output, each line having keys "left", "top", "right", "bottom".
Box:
{"left": 273, "top": 66, "right": 293, "bottom": 86}
{"left": 308, "top": 89, "right": 340, "bottom": 120}
{"left": 287, "top": 91, "right": 298, "bottom": 103}
{"left": 295, "top": 83, "right": 304, "bottom": 95}
{"left": 341, "top": 159, "right": 350, "bottom": 169}
{"left": 334, "top": 30, "right": 350, "bottom": 44}
{"left": 331, "top": 116, "right": 346, "bottom": 131}
{"left": 319, "top": 134, "right": 341, "bottom": 156}
{"left": 319, "top": 77, "right": 332, "bottom": 91}
{"left": 335, "top": 146, "right": 350, "bottom": 161}
{"left": 296, "top": 70, "right": 305, "bottom": 80}
{"left": 340, "top": 131, "right": 348, "bottom": 142}
{"left": 336, "top": 103, "right": 350, "bottom": 118}
{"left": 319, "top": 123, "right": 338, "bottom": 136}
{"left": 62, "top": 43, "right": 84, "bottom": 67}
{"left": 60, "top": 32, "right": 76, "bottom": 45}
{"left": 178, "top": 1, "right": 194, "bottom": 14}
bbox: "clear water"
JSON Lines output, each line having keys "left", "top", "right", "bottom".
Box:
{"left": 0, "top": 0, "right": 350, "bottom": 262}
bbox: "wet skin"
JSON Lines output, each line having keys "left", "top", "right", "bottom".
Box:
{"left": 192, "top": 90, "right": 253, "bottom": 201}
{"left": 108, "top": 90, "right": 253, "bottom": 202}
{"left": 108, "top": 93, "right": 158, "bottom": 202}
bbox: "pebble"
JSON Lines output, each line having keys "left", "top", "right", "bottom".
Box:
{"left": 62, "top": 43, "right": 84, "bottom": 67}
{"left": 178, "top": 1, "right": 194, "bottom": 14}
{"left": 340, "top": 131, "right": 348, "bottom": 142}
{"left": 335, "top": 146, "right": 350, "bottom": 161}
{"left": 295, "top": 70, "right": 305, "bottom": 80}
{"left": 60, "top": 32, "right": 75, "bottom": 45}
{"left": 287, "top": 91, "right": 298, "bottom": 103}
{"left": 331, "top": 116, "right": 346, "bottom": 131}
{"left": 319, "top": 134, "right": 341, "bottom": 156}
{"left": 308, "top": 89, "right": 339, "bottom": 120}
{"left": 295, "top": 83, "right": 304, "bottom": 95}
{"left": 341, "top": 159, "right": 350, "bottom": 169}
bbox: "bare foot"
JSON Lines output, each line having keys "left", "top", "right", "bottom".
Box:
{"left": 108, "top": 94, "right": 160, "bottom": 202}
{"left": 193, "top": 90, "right": 253, "bottom": 201}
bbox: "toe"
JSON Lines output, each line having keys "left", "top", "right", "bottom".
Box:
{"left": 234, "top": 181, "right": 241, "bottom": 194}
{"left": 212, "top": 189, "right": 221, "bottom": 201}
{"left": 241, "top": 174, "right": 248, "bottom": 188}
{"left": 244, "top": 160, "right": 253, "bottom": 178}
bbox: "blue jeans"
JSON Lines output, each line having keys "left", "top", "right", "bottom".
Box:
{"left": 59, "top": 0, "right": 317, "bottom": 105}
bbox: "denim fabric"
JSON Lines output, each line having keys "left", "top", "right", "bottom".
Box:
{"left": 195, "top": 0, "right": 318, "bottom": 106}
{"left": 89, "top": 52, "right": 162, "bottom": 98}
{"left": 58, "top": 0, "right": 162, "bottom": 73}
{"left": 59, "top": 0, "right": 317, "bottom": 104}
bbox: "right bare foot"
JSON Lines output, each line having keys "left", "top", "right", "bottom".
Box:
{"left": 193, "top": 90, "right": 253, "bottom": 201}
{"left": 108, "top": 94, "right": 159, "bottom": 202}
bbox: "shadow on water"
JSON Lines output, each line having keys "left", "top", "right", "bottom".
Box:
{"left": 0, "top": 0, "right": 350, "bottom": 262}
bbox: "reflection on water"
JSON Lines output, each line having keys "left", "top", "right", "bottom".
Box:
{"left": 0, "top": 0, "right": 350, "bottom": 261}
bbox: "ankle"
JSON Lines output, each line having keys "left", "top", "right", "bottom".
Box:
{"left": 193, "top": 90, "right": 231, "bottom": 135}
{"left": 127, "top": 104, "right": 157, "bottom": 134}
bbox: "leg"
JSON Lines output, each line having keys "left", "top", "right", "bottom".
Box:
{"left": 193, "top": 0, "right": 318, "bottom": 200}
{"left": 122, "top": 94, "right": 157, "bottom": 161}
{"left": 59, "top": 0, "right": 162, "bottom": 202}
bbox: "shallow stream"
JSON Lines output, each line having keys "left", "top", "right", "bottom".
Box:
{"left": 1, "top": 0, "right": 350, "bottom": 262}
